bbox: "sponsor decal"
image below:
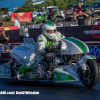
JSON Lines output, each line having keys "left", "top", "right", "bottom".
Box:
{"left": 3, "top": 67, "right": 8, "bottom": 75}
{"left": 29, "top": 72, "right": 33, "bottom": 78}
{"left": 4, "top": 28, "right": 10, "bottom": 31}
{"left": 53, "top": 74, "right": 58, "bottom": 79}
{"left": 53, "top": 73, "right": 75, "bottom": 80}
{"left": 4, "top": 67, "right": 6, "bottom": 71}
{"left": 3, "top": 71, "right": 8, "bottom": 75}
{"left": 88, "top": 45, "right": 100, "bottom": 58}
{"left": 8, "top": 71, "right": 11, "bottom": 75}
{"left": 15, "top": 46, "right": 30, "bottom": 51}
{"left": 25, "top": 75, "right": 29, "bottom": 78}
{"left": 11, "top": 44, "right": 20, "bottom": 49}
{"left": 18, "top": 12, "right": 24, "bottom": 16}
{"left": 84, "top": 26, "right": 100, "bottom": 38}
{"left": 79, "top": 61, "right": 85, "bottom": 65}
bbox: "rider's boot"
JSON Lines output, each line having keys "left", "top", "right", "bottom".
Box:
{"left": 16, "top": 71, "right": 22, "bottom": 80}
{"left": 46, "top": 71, "right": 52, "bottom": 80}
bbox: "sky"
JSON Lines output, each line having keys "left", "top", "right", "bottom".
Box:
{"left": 0, "top": 0, "right": 42, "bottom": 8}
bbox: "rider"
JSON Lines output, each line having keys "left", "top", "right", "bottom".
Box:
{"left": 18, "top": 21, "right": 65, "bottom": 78}
{"left": 36, "top": 21, "right": 65, "bottom": 60}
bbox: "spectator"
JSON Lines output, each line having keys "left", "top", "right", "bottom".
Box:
{"left": 64, "top": 8, "right": 68, "bottom": 15}
{"left": 14, "top": 16, "right": 20, "bottom": 29}
{"left": 78, "top": 4, "right": 82, "bottom": 13}
{"left": 73, "top": 11, "right": 77, "bottom": 21}
{"left": 64, "top": 8, "right": 70, "bottom": 21}
{"left": 74, "top": 11, "right": 89, "bottom": 26}
{"left": 0, "top": 28, "right": 9, "bottom": 52}
{"left": 74, "top": 6, "right": 78, "bottom": 14}
{"left": 75, "top": 2, "right": 82, "bottom": 13}
{"left": 48, "top": 9, "right": 53, "bottom": 19}
{"left": 0, "top": 19, "right": 3, "bottom": 27}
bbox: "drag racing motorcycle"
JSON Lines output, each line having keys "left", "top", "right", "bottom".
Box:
{"left": 0, "top": 34, "right": 99, "bottom": 88}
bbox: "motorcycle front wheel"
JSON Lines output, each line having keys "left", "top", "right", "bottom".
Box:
{"left": 79, "top": 59, "right": 99, "bottom": 88}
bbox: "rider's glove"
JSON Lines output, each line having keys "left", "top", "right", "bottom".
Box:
{"left": 46, "top": 53, "right": 54, "bottom": 60}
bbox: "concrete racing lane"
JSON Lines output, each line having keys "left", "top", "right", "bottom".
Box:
{"left": 0, "top": 75, "right": 100, "bottom": 100}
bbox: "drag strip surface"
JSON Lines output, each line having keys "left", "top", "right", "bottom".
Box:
{"left": 0, "top": 76, "right": 100, "bottom": 100}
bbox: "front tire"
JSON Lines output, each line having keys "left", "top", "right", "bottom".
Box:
{"left": 79, "top": 59, "right": 99, "bottom": 88}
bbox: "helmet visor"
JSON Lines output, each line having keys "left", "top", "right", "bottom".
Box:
{"left": 46, "top": 29, "right": 56, "bottom": 34}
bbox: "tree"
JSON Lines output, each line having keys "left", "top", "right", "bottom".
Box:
{"left": 46, "top": 0, "right": 54, "bottom": 6}
{"left": 18, "top": 0, "right": 36, "bottom": 12}
{"left": 59, "top": 0, "right": 66, "bottom": 10}
{"left": 0, "top": 8, "right": 8, "bottom": 14}
{"left": 18, "top": 0, "right": 100, "bottom": 11}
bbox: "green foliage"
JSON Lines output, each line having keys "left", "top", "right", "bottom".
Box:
{"left": 18, "top": 0, "right": 36, "bottom": 12}
{"left": 2, "top": 16, "right": 10, "bottom": 22}
{"left": 18, "top": 0, "right": 100, "bottom": 11}
{"left": 41, "top": 0, "right": 78, "bottom": 10}
{"left": 84, "top": 0, "right": 100, "bottom": 6}
{"left": 0, "top": 8, "right": 8, "bottom": 14}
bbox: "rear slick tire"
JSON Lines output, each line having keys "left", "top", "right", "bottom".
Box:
{"left": 54, "top": 17, "right": 62, "bottom": 23}
{"left": 79, "top": 59, "right": 99, "bottom": 88}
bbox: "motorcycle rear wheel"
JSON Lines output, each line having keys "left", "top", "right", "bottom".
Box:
{"left": 79, "top": 59, "right": 99, "bottom": 88}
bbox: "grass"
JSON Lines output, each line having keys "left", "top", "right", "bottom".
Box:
{"left": 2, "top": 21, "right": 27, "bottom": 27}
{"left": 3, "top": 21, "right": 14, "bottom": 27}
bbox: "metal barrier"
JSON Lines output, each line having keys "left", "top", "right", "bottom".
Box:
{"left": 87, "top": 19, "right": 100, "bottom": 25}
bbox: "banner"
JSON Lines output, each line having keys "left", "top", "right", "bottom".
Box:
{"left": 0, "top": 26, "right": 18, "bottom": 31}
{"left": 83, "top": 25, "right": 100, "bottom": 41}
{"left": 11, "top": 12, "right": 32, "bottom": 22}
{"left": 85, "top": 42, "right": 100, "bottom": 63}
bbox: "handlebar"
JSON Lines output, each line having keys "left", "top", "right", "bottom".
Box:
{"left": 45, "top": 45, "right": 56, "bottom": 52}
{"left": 45, "top": 41, "right": 62, "bottom": 52}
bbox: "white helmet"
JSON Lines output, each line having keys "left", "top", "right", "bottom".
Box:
{"left": 43, "top": 21, "right": 57, "bottom": 40}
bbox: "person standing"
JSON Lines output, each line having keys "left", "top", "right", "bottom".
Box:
{"left": 14, "top": 16, "right": 20, "bottom": 29}
{"left": 64, "top": 8, "right": 70, "bottom": 21}
{"left": 48, "top": 9, "right": 53, "bottom": 19}
{"left": 0, "top": 28, "right": 9, "bottom": 51}
{"left": 75, "top": 2, "right": 82, "bottom": 13}
{"left": 0, "top": 19, "right": 3, "bottom": 27}
{"left": 74, "top": 11, "right": 89, "bottom": 26}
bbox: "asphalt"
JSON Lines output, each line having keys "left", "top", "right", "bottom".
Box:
{"left": 0, "top": 75, "right": 100, "bottom": 100}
